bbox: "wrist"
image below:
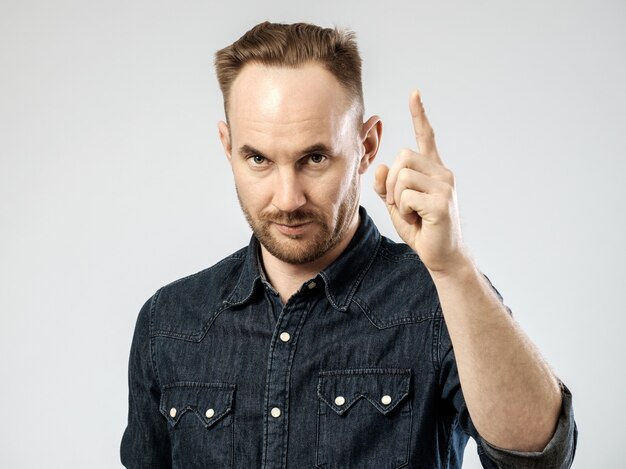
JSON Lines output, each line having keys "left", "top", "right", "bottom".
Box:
{"left": 427, "top": 250, "right": 476, "bottom": 283}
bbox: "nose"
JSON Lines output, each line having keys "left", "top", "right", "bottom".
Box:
{"left": 271, "top": 168, "right": 307, "bottom": 213}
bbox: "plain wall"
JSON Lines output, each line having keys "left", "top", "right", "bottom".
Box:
{"left": 1, "top": 0, "right": 624, "bottom": 467}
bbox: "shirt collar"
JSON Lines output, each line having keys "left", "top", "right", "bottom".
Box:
{"left": 318, "top": 206, "right": 382, "bottom": 311}
{"left": 225, "top": 206, "right": 382, "bottom": 311}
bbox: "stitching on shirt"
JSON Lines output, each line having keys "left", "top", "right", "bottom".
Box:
{"left": 225, "top": 277, "right": 259, "bottom": 307}
{"left": 162, "top": 381, "right": 236, "bottom": 390}
{"left": 352, "top": 295, "right": 438, "bottom": 329}
{"left": 150, "top": 252, "right": 250, "bottom": 341}
{"left": 372, "top": 238, "right": 421, "bottom": 262}
{"left": 432, "top": 314, "right": 442, "bottom": 373}
{"left": 317, "top": 368, "right": 412, "bottom": 414}
{"left": 319, "top": 391, "right": 411, "bottom": 415}
{"left": 160, "top": 382, "right": 236, "bottom": 428}
{"left": 377, "top": 243, "right": 421, "bottom": 262}
{"left": 320, "top": 232, "right": 382, "bottom": 311}
{"left": 149, "top": 287, "right": 164, "bottom": 388}
{"left": 318, "top": 368, "right": 413, "bottom": 376}
{"left": 151, "top": 304, "right": 230, "bottom": 342}
{"left": 224, "top": 255, "right": 260, "bottom": 307}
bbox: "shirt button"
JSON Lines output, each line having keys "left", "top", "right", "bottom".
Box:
{"left": 169, "top": 407, "right": 177, "bottom": 418}
{"left": 334, "top": 396, "right": 345, "bottom": 406}
{"left": 271, "top": 407, "right": 281, "bottom": 418}
{"left": 205, "top": 408, "right": 215, "bottom": 418}
{"left": 308, "top": 281, "right": 316, "bottom": 289}
{"left": 279, "top": 332, "right": 291, "bottom": 342}
{"left": 381, "top": 395, "right": 392, "bottom": 405}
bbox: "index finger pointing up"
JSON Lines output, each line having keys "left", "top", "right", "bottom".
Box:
{"left": 410, "top": 89, "right": 440, "bottom": 162}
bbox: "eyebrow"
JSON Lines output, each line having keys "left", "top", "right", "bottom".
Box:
{"left": 237, "top": 143, "right": 333, "bottom": 159}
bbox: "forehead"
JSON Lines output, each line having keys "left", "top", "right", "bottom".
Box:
{"left": 227, "top": 63, "right": 357, "bottom": 145}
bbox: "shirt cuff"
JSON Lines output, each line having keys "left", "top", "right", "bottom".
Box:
{"left": 478, "top": 380, "right": 578, "bottom": 469}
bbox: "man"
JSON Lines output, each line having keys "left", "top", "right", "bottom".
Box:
{"left": 121, "top": 21, "right": 577, "bottom": 468}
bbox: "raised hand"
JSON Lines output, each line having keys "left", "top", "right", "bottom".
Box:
{"left": 374, "top": 90, "right": 469, "bottom": 274}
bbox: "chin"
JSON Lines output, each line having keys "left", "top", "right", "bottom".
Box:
{"left": 264, "top": 240, "right": 326, "bottom": 265}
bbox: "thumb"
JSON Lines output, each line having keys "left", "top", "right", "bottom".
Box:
{"left": 373, "top": 164, "right": 390, "bottom": 202}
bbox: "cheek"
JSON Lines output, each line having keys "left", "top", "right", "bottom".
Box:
{"left": 233, "top": 181, "right": 257, "bottom": 214}
{"left": 232, "top": 167, "right": 269, "bottom": 205}
{"left": 316, "top": 169, "right": 357, "bottom": 211}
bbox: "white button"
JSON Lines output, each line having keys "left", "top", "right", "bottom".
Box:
{"left": 279, "top": 332, "right": 291, "bottom": 342}
{"left": 334, "top": 396, "right": 345, "bottom": 406}
{"left": 205, "top": 408, "right": 215, "bottom": 418}
{"left": 169, "top": 407, "right": 177, "bottom": 418}
{"left": 381, "top": 395, "right": 392, "bottom": 405}
{"left": 271, "top": 407, "right": 281, "bottom": 418}
{"left": 308, "top": 281, "right": 316, "bottom": 289}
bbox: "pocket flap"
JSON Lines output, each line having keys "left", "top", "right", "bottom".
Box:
{"left": 317, "top": 368, "right": 411, "bottom": 416}
{"left": 160, "top": 382, "right": 235, "bottom": 427}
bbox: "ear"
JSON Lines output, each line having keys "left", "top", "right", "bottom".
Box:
{"left": 358, "top": 115, "right": 383, "bottom": 174}
{"left": 218, "top": 121, "right": 232, "bottom": 161}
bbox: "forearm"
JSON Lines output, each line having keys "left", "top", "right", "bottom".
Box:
{"left": 430, "top": 255, "right": 562, "bottom": 452}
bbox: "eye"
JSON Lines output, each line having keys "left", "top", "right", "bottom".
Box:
{"left": 245, "top": 154, "right": 271, "bottom": 171}
{"left": 251, "top": 155, "right": 266, "bottom": 165}
{"left": 307, "top": 153, "right": 327, "bottom": 164}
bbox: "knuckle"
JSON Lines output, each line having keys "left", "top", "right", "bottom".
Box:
{"left": 398, "top": 193, "right": 411, "bottom": 213}
{"left": 395, "top": 181, "right": 404, "bottom": 196}
{"left": 398, "top": 148, "right": 414, "bottom": 162}
{"left": 441, "top": 167, "right": 455, "bottom": 185}
{"left": 397, "top": 167, "right": 412, "bottom": 184}
{"left": 398, "top": 187, "right": 408, "bottom": 201}
{"left": 400, "top": 188, "right": 413, "bottom": 204}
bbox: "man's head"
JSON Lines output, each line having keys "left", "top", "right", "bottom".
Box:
{"left": 215, "top": 22, "right": 381, "bottom": 266}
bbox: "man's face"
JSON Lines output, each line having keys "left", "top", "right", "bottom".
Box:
{"left": 219, "top": 63, "right": 375, "bottom": 265}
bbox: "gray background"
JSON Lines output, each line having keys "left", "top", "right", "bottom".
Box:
{"left": 1, "top": 0, "right": 624, "bottom": 467}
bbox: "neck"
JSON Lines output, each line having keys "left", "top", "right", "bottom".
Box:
{"left": 260, "top": 211, "right": 360, "bottom": 303}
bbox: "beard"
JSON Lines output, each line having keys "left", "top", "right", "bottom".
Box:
{"left": 236, "top": 169, "right": 360, "bottom": 265}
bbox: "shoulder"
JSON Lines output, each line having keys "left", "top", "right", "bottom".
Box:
{"left": 363, "top": 235, "right": 432, "bottom": 289}
{"left": 159, "top": 246, "right": 248, "bottom": 301}
{"left": 376, "top": 235, "right": 421, "bottom": 262}
{"left": 352, "top": 236, "right": 442, "bottom": 328}
{"left": 147, "top": 246, "right": 249, "bottom": 341}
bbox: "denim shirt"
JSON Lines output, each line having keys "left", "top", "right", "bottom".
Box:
{"left": 121, "top": 206, "right": 577, "bottom": 468}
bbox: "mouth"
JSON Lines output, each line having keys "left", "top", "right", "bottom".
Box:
{"left": 273, "top": 222, "right": 312, "bottom": 236}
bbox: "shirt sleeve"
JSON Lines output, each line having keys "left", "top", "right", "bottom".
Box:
{"left": 478, "top": 380, "right": 577, "bottom": 468}
{"left": 437, "top": 275, "right": 578, "bottom": 469}
{"left": 120, "top": 291, "right": 172, "bottom": 469}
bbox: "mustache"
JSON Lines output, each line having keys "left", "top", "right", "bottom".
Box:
{"left": 260, "top": 209, "right": 321, "bottom": 225}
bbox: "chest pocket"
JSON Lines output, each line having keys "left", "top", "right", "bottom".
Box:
{"left": 160, "top": 382, "right": 235, "bottom": 469}
{"left": 316, "top": 368, "right": 412, "bottom": 469}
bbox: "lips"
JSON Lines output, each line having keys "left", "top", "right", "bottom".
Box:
{"left": 274, "top": 222, "right": 311, "bottom": 236}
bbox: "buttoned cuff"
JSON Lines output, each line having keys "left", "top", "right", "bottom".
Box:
{"left": 478, "top": 380, "right": 577, "bottom": 469}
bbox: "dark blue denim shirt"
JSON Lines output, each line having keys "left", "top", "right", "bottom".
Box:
{"left": 121, "top": 206, "right": 577, "bottom": 468}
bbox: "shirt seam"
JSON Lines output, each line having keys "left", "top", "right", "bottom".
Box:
{"left": 148, "top": 287, "right": 164, "bottom": 389}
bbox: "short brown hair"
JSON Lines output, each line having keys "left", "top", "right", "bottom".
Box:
{"left": 214, "top": 21, "right": 364, "bottom": 120}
